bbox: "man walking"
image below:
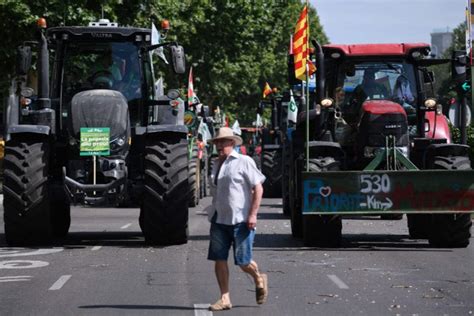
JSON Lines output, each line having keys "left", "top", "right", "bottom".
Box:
{"left": 207, "top": 127, "right": 267, "bottom": 311}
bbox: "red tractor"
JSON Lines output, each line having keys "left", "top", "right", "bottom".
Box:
{"left": 287, "top": 42, "right": 474, "bottom": 247}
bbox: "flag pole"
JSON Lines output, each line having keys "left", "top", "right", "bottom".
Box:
{"left": 470, "top": 0, "right": 474, "bottom": 128}
{"left": 305, "top": 0, "right": 310, "bottom": 172}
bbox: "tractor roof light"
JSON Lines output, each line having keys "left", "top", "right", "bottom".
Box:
{"left": 330, "top": 52, "right": 341, "bottom": 59}
{"left": 320, "top": 98, "right": 334, "bottom": 108}
{"left": 161, "top": 19, "right": 170, "bottom": 32}
{"left": 411, "top": 50, "right": 422, "bottom": 59}
{"left": 37, "top": 17, "right": 47, "bottom": 29}
{"left": 424, "top": 98, "right": 437, "bottom": 109}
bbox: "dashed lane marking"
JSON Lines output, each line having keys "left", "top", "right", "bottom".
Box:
{"left": 194, "top": 304, "right": 212, "bottom": 316}
{"left": 91, "top": 246, "right": 102, "bottom": 251}
{"left": 0, "top": 275, "right": 32, "bottom": 283}
{"left": 327, "top": 274, "right": 349, "bottom": 289}
{"left": 120, "top": 223, "right": 132, "bottom": 229}
{"left": 49, "top": 275, "right": 72, "bottom": 291}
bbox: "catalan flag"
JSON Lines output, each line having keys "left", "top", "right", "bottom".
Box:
{"left": 293, "top": 5, "right": 308, "bottom": 81}
{"left": 263, "top": 82, "right": 272, "bottom": 98}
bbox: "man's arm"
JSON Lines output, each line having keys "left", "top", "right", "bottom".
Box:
{"left": 247, "top": 183, "right": 263, "bottom": 230}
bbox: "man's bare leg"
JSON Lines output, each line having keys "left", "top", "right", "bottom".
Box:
{"left": 240, "top": 260, "right": 264, "bottom": 287}
{"left": 215, "top": 260, "right": 231, "bottom": 304}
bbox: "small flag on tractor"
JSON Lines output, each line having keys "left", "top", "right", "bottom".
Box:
{"left": 287, "top": 89, "right": 298, "bottom": 124}
{"left": 307, "top": 59, "right": 316, "bottom": 76}
{"left": 293, "top": 5, "right": 308, "bottom": 81}
{"left": 188, "top": 66, "right": 196, "bottom": 106}
{"left": 231, "top": 119, "right": 242, "bottom": 136}
{"left": 263, "top": 82, "right": 272, "bottom": 98}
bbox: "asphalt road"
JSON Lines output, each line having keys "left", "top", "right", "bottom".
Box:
{"left": 0, "top": 195, "right": 473, "bottom": 316}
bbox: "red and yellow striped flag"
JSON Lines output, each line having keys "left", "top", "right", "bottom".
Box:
{"left": 293, "top": 5, "right": 308, "bottom": 81}
{"left": 263, "top": 82, "right": 272, "bottom": 98}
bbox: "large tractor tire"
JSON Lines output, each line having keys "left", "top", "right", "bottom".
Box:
{"left": 289, "top": 157, "right": 303, "bottom": 238}
{"left": 50, "top": 183, "right": 71, "bottom": 238}
{"left": 200, "top": 148, "right": 209, "bottom": 198}
{"left": 140, "top": 138, "right": 189, "bottom": 245}
{"left": 281, "top": 141, "right": 291, "bottom": 216}
{"left": 3, "top": 138, "right": 52, "bottom": 246}
{"left": 407, "top": 214, "right": 431, "bottom": 239}
{"left": 428, "top": 156, "right": 472, "bottom": 248}
{"left": 188, "top": 141, "right": 200, "bottom": 207}
{"left": 262, "top": 149, "right": 282, "bottom": 198}
{"left": 303, "top": 157, "right": 343, "bottom": 247}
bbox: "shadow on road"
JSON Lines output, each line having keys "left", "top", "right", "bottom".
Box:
{"left": 79, "top": 304, "right": 196, "bottom": 311}
{"left": 78, "top": 304, "right": 255, "bottom": 311}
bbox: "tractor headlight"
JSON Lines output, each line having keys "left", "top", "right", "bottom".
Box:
{"left": 424, "top": 98, "right": 437, "bottom": 109}
{"left": 320, "top": 98, "right": 334, "bottom": 108}
{"left": 110, "top": 136, "right": 127, "bottom": 151}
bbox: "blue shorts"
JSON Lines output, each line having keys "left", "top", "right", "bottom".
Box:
{"left": 208, "top": 220, "right": 255, "bottom": 266}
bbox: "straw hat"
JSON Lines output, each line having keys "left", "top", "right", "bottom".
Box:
{"left": 210, "top": 127, "right": 243, "bottom": 146}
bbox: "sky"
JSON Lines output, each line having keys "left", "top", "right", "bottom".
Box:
{"left": 312, "top": 0, "right": 466, "bottom": 45}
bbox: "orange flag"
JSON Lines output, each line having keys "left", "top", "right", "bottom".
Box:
{"left": 263, "top": 82, "right": 272, "bottom": 98}
{"left": 293, "top": 5, "right": 308, "bottom": 81}
{"left": 307, "top": 59, "right": 316, "bottom": 76}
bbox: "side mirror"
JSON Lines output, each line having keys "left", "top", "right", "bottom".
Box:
{"left": 16, "top": 45, "right": 32, "bottom": 76}
{"left": 170, "top": 45, "right": 186, "bottom": 74}
{"left": 203, "top": 105, "right": 210, "bottom": 118}
{"left": 423, "top": 70, "right": 435, "bottom": 84}
{"left": 166, "top": 89, "right": 180, "bottom": 100}
{"left": 452, "top": 50, "right": 467, "bottom": 82}
{"left": 257, "top": 101, "right": 265, "bottom": 115}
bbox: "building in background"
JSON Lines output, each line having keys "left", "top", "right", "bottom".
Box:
{"left": 431, "top": 28, "right": 453, "bottom": 58}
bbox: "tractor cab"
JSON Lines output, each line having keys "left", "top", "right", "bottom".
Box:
{"left": 322, "top": 43, "right": 445, "bottom": 169}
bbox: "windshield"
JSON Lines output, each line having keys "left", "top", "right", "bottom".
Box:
{"left": 61, "top": 42, "right": 143, "bottom": 104}
{"left": 333, "top": 61, "right": 417, "bottom": 125}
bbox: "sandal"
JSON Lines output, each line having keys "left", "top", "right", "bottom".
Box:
{"left": 256, "top": 273, "right": 268, "bottom": 305}
{"left": 209, "top": 299, "right": 232, "bottom": 311}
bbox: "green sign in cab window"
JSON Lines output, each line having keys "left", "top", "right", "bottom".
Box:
{"left": 80, "top": 127, "right": 110, "bottom": 156}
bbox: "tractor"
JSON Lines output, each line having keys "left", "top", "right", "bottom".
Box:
{"left": 258, "top": 93, "right": 286, "bottom": 198}
{"left": 184, "top": 99, "right": 211, "bottom": 206}
{"left": 286, "top": 41, "right": 474, "bottom": 248}
{"left": 3, "top": 18, "right": 189, "bottom": 246}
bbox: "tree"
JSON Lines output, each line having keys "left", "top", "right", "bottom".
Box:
{"left": 0, "top": 1, "right": 327, "bottom": 125}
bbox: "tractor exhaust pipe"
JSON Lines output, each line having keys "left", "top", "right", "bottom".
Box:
{"left": 312, "top": 39, "right": 325, "bottom": 106}
{"left": 37, "top": 22, "right": 51, "bottom": 109}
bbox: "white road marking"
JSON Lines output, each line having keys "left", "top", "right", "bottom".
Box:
{"left": 0, "top": 248, "right": 63, "bottom": 258}
{"left": 0, "top": 260, "right": 49, "bottom": 269}
{"left": 327, "top": 274, "right": 349, "bottom": 289}
{"left": 194, "top": 304, "right": 212, "bottom": 316}
{"left": 91, "top": 246, "right": 102, "bottom": 251}
{"left": 0, "top": 275, "right": 32, "bottom": 283}
{"left": 120, "top": 223, "right": 132, "bottom": 229}
{"left": 49, "top": 275, "right": 72, "bottom": 291}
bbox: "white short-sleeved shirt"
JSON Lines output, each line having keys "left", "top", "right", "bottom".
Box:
{"left": 209, "top": 150, "right": 266, "bottom": 225}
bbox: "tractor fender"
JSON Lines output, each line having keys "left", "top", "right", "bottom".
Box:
{"left": 8, "top": 124, "right": 50, "bottom": 136}
{"left": 425, "top": 112, "right": 451, "bottom": 143}
{"left": 135, "top": 124, "right": 188, "bottom": 136}
{"left": 423, "top": 143, "right": 471, "bottom": 168}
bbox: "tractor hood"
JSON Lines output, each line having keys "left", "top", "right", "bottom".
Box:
{"left": 361, "top": 100, "right": 407, "bottom": 117}
{"left": 71, "top": 89, "right": 130, "bottom": 153}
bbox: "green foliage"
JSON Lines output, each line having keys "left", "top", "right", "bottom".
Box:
{"left": 0, "top": 0, "right": 327, "bottom": 126}
{"left": 432, "top": 22, "right": 470, "bottom": 109}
